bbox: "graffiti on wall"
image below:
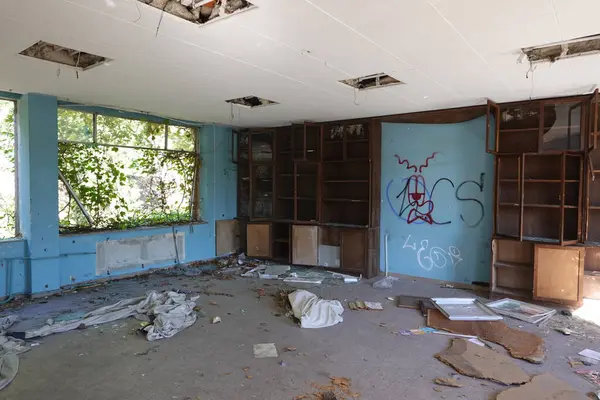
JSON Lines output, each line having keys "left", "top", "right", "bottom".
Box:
{"left": 403, "top": 234, "right": 463, "bottom": 271}
{"left": 386, "top": 153, "right": 485, "bottom": 227}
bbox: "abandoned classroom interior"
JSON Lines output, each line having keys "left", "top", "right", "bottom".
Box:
{"left": 1, "top": 1, "right": 600, "bottom": 399}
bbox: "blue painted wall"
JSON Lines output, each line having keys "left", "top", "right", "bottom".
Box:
{"left": 380, "top": 117, "right": 494, "bottom": 284}
{"left": 0, "top": 92, "right": 236, "bottom": 298}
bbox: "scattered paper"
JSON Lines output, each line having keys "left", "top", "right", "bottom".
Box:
{"left": 253, "top": 343, "right": 278, "bottom": 358}
{"left": 579, "top": 349, "right": 600, "bottom": 362}
{"left": 434, "top": 377, "right": 462, "bottom": 387}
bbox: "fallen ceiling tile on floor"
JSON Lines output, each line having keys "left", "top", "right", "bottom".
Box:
{"left": 435, "top": 338, "right": 530, "bottom": 385}
{"left": 496, "top": 373, "right": 587, "bottom": 400}
{"left": 427, "top": 309, "right": 545, "bottom": 363}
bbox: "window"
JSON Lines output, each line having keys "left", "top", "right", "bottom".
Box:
{"left": 57, "top": 109, "right": 198, "bottom": 233}
{"left": 0, "top": 100, "right": 16, "bottom": 239}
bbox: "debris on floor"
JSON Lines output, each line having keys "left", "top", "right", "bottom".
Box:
{"left": 435, "top": 338, "right": 530, "bottom": 385}
{"left": 262, "top": 264, "right": 291, "bottom": 278}
{"left": 253, "top": 343, "right": 278, "bottom": 358}
{"left": 211, "top": 316, "right": 221, "bottom": 324}
{"left": 295, "top": 376, "right": 359, "bottom": 399}
{"left": 434, "top": 376, "right": 462, "bottom": 387}
{"left": 431, "top": 298, "right": 502, "bottom": 321}
{"left": 347, "top": 301, "right": 383, "bottom": 311}
{"left": 0, "top": 315, "right": 27, "bottom": 391}
{"left": 427, "top": 309, "right": 545, "bottom": 363}
{"left": 22, "top": 291, "right": 199, "bottom": 342}
{"left": 288, "top": 290, "right": 344, "bottom": 329}
{"left": 486, "top": 298, "right": 556, "bottom": 325}
{"left": 241, "top": 263, "right": 358, "bottom": 285}
{"left": 574, "top": 369, "right": 600, "bottom": 386}
{"left": 496, "top": 373, "right": 587, "bottom": 400}
{"left": 579, "top": 349, "right": 600, "bottom": 363}
{"left": 372, "top": 276, "right": 398, "bottom": 289}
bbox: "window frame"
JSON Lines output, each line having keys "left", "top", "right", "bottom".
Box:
{"left": 57, "top": 107, "right": 201, "bottom": 233}
{"left": 0, "top": 98, "right": 18, "bottom": 239}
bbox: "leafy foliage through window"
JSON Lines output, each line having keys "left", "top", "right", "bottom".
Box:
{"left": 58, "top": 109, "right": 198, "bottom": 233}
{"left": 0, "top": 100, "right": 16, "bottom": 239}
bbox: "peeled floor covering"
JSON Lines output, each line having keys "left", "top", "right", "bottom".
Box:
{"left": 435, "top": 338, "right": 530, "bottom": 385}
{"left": 427, "top": 309, "right": 546, "bottom": 363}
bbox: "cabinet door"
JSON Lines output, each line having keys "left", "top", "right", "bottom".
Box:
{"left": 341, "top": 229, "right": 367, "bottom": 273}
{"left": 534, "top": 245, "right": 584, "bottom": 304}
{"left": 216, "top": 219, "right": 238, "bottom": 256}
{"left": 247, "top": 223, "right": 271, "bottom": 257}
{"left": 292, "top": 225, "right": 318, "bottom": 266}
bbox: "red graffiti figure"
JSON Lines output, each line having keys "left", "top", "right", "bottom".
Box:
{"left": 394, "top": 153, "right": 438, "bottom": 225}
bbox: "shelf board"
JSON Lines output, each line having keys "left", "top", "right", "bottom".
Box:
{"left": 494, "top": 261, "right": 533, "bottom": 269}
{"left": 323, "top": 158, "right": 369, "bottom": 163}
{"left": 498, "top": 203, "right": 577, "bottom": 209}
{"left": 347, "top": 139, "right": 369, "bottom": 143}
{"left": 324, "top": 140, "right": 343, "bottom": 144}
{"left": 492, "top": 286, "right": 532, "bottom": 299}
{"left": 499, "top": 128, "right": 538, "bottom": 133}
{"left": 277, "top": 196, "right": 315, "bottom": 201}
{"left": 323, "top": 198, "right": 368, "bottom": 203}
{"left": 273, "top": 238, "right": 289, "bottom": 244}
{"left": 500, "top": 179, "right": 579, "bottom": 183}
{"left": 588, "top": 206, "right": 600, "bottom": 210}
{"left": 325, "top": 180, "right": 369, "bottom": 183}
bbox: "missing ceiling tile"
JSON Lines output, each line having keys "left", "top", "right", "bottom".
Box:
{"left": 340, "top": 73, "right": 404, "bottom": 91}
{"left": 19, "top": 41, "right": 109, "bottom": 71}
{"left": 226, "top": 96, "right": 278, "bottom": 108}
{"left": 141, "top": 0, "right": 255, "bottom": 25}
{"left": 522, "top": 34, "right": 600, "bottom": 64}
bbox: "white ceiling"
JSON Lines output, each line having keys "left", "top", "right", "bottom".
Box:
{"left": 1, "top": 0, "right": 600, "bottom": 127}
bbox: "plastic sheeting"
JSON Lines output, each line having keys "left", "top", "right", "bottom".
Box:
{"left": 288, "top": 290, "right": 344, "bottom": 329}
{"left": 0, "top": 315, "right": 26, "bottom": 391}
{"left": 24, "top": 291, "right": 199, "bottom": 341}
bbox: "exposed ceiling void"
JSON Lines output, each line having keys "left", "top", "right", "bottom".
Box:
{"left": 339, "top": 73, "right": 404, "bottom": 91}
{"left": 225, "top": 96, "right": 278, "bottom": 108}
{"left": 19, "top": 41, "right": 109, "bottom": 71}
{"left": 140, "top": 0, "right": 254, "bottom": 25}
{"left": 522, "top": 34, "right": 600, "bottom": 64}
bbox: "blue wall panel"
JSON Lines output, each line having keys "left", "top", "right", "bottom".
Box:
{"left": 380, "top": 117, "right": 494, "bottom": 283}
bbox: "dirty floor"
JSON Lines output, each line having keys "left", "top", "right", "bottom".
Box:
{"left": 1, "top": 271, "right": 599, "bottom": 400}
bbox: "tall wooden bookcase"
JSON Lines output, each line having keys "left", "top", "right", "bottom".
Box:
{"left": 488, "top": 95, "right": 592, "bottom": 302}
{"left": 240, "top": 120, "right": 381, "bottom": 278}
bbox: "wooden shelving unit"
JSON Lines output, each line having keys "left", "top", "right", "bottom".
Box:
{"left": 240, "top": 120, "right": 380, "bottom": 277}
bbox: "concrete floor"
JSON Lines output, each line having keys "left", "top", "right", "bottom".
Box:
{"left": 1, "top": 271, "right": 599, "bottom": 400}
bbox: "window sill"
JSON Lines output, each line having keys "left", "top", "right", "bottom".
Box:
{"left": 59, "top": 221, "right": 207, "bottom": 237}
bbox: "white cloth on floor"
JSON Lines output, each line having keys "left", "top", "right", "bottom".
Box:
{"left": 288, "top": 290, "right": 344, "bottom": 329}
{"left": 24, "top": 291, "right": 198, "bottom": 341}
{"left": 0, "top": 315, "right": 26, "bottom": 391}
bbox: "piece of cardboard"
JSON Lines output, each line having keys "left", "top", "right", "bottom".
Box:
{"left": 427, "top": 309, "right": 545, "bottom": 363}
{"left": 435, "top": 339, "right": 530, "bottom": 385}
{"left": 496, "top": 373, "right": 587, "bottom": 400}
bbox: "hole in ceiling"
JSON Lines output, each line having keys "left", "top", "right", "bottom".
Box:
{"left": 522, "top": 34, "right": 600, "bottom": 64}
{"left": 339, "top": 73, "right": 404, "bottom": 91}
{"left": 140, "top": 0, "right": 255, "bottom": 25}
{"left": 225, "top": 96, "right": 278, "bottom": 108}
{"left": 19, "top": 41, "right": 109, "bottom": 70}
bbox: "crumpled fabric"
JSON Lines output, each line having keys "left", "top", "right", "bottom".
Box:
{"left": 24, "top": 291, "right": 199, "bottom": 341}
{"left": 0, "top": 315, "right": 26, "bottom": 391}
{"left": 288, "top": 290, "right": 344, "bottom": 329}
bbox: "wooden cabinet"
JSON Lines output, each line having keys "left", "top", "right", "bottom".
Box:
{"left": 247, "top": 223, "right": 271, "bottom": 258}
{"left": 533, "top": 244, "right": 585, "bottom": 305}
{"left": 292, "top": 225, "right": 319, "bottom": 266}
{"left": 341, "top": 229, "right": 367, "bottom": 273}
{"left": 239, "top": 119, "right": 381, "bottom": 278}
{"left": 490, "top": 238, "right": 534, "bottom": 299}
